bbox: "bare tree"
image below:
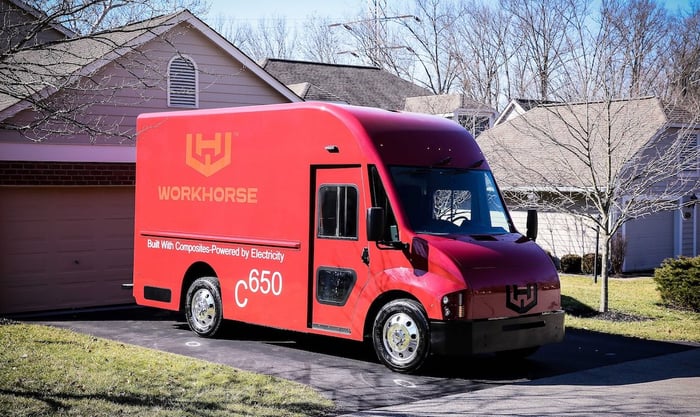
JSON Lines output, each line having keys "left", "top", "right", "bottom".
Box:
{"left": 668, "top": 5, "right": 700, "bottom": 111}
{"left": 1, "top": 0, "right": 208, "bottom": 142}
{"left": 600, "top": 0, "right": 672, "bottom": 97}
{"left": 450, "top": 1, "right": 512, "bottom": 110}
{"left": 236, "top": 16, "right": 298, "bottom": 61}
{"left": 327, "top": 4, "right": 417, "bottom": 78}
{"left": 300, "top": 15, "right": 344, "bottom": 64}
{"left": 26, "top": 0, "right": 209, "bottom": 34}
{"left": 393, "top": 0, "right": 462, "bottom": 94}
{"left": 329, "top": 0, "right": 462, "bottom": 94}
{"left": 500, "top": 0, "right": 589, "bottom": 100}
{"left": 481, "top": 97, "right": 698, "bottom": 313}
{"left": 207, "top": 13, "right": 250, "bottom": 49}
{"left": 478, "top": 0, "right": 699, "bottom": 312}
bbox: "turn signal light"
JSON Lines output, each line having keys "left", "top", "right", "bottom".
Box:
{"left": 441, "top": 290, "right": 467, "bottom": 320}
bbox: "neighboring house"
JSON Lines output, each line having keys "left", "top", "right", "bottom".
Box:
{"left": 262, "top": 58, "right": 497, "bottom": 135}
{"left": 0, "top": 1, "right": 299, "bottom": 314}
{"left": 493, "top": 98, "right": 559, "bottom": 126}
{"left": 404, "top": 94, "right": 497, "bottom": 136}
{"left": 478, "top": 97, "right": 699, "bottom": 272}
{"left": 262, "top": 58, "right": 431, "bottom": 110}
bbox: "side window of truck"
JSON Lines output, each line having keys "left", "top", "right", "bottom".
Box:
{"left": 318, "top": 185, "right": 358, "bottom": 239}
{"left": 369, "top": 165, "right": 399, "bottom": 241}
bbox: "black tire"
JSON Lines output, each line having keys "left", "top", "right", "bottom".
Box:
{"left": 185, "top": 276, "right": 223, "bottom": 337}
{"left": 372, "top": 299, "right": 430, "bottom": 373}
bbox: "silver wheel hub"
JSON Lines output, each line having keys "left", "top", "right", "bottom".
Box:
{"left": 191, "top": 288, "right": 216, "bottom": 331}
{"left": 383, "top": 312, "right": 420, "bottom": 364}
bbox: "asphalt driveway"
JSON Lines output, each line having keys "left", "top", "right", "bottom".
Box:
{"left": 27, "top": 306, "right": 696, "bottom": 414}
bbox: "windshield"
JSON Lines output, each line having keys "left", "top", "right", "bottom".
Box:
{"left": 390, "top": 166, "right": 513, "bottom": 236}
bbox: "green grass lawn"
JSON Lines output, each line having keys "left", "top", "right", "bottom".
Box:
{"left": 2, "top": 275, "right": 697, "bottom": 416}
{"left": 0, "top": 322, "right": 334, "bottom": 417}
{"left": 560, "top": 274, "right": 700, "bottom": 343}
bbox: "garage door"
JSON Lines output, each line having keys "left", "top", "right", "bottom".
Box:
{"left": 0, "top": 187, "right": 135, "bottom": 314}
{"left": 624, "top": 210, "right": 675, "bottom": 272}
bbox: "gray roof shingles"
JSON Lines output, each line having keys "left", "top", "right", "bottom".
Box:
{"left": 0, "top": 12, "right": 178, "bottom": 114}
{"left": 478, "top": 97, "right": 678, "bottom": 189}
{"left": 262, "top": 58, "right": 432, "bottom": 110}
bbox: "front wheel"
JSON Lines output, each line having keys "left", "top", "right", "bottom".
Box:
{"left": 185, "top": 276, "right": 223, "bottom": 337}
{"left": 372, "top": 299, "right": 430, "bottom": 373}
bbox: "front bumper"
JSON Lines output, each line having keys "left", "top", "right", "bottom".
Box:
{"left": 430, "top": 310, "right": 565, "bottom": 355}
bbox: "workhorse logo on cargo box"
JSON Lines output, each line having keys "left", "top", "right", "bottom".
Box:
{"left": 186, "top": 132, "right": 232, "bottom": 177}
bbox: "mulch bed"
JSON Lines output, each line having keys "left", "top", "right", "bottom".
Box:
{"left": 564, "top": 306, "right": 652, "bottom": 322}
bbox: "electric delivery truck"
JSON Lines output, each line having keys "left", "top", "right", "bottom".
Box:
{"left": 133, "top": 102, "right": 564, "bottom": 373}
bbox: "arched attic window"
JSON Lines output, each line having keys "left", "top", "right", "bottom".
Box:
{"left": 168, "top": 55, "right": 198, "bottom": 108}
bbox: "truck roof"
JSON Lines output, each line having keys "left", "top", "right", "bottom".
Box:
{"left": 137, "top": 101, "right": 488, "bottom": 169}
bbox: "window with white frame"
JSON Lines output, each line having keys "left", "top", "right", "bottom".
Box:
{"left": 456, "top": 113, "right": 491, "bottom": 137}
{"left": 168, "top": 56, "right": 197, "bottom": 108}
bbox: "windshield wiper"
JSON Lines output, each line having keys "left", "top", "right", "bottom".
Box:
{"left": 469, "top": 159, "right": 484, "bottom": 168}
{"left": 432, "top": 156, "right": 452, "bottom": 167}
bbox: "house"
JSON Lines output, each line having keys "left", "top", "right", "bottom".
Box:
{"left": 478, "top": 97, "right": 699, "bottom": 272}
{"left": 262, "top": 58, "right": 498, "bottom": 134}
{"left": 0, "top": 0, "right": 75, "bottom": 52}
{"left": 0, "top": 0, "right": 299, "bottom": 314}
{"left": 493, "top": 98, "right": 559, "bottom": 126}
{"left": 262, "top": 58, "right": 431, "bottom": 110}
{"left": 404, "top": 94, "right": 497, "bottom": 136}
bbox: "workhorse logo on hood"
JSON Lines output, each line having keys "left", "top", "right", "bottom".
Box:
{"left": 506, "top": 283, "right": 538, "bottom": 314}
{"left": 186, "top": 132, "right": 232, "bottom": 177}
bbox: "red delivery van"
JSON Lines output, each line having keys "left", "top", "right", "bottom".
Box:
{"left": 133, "top": 102, "right": 564, "bottom": 373}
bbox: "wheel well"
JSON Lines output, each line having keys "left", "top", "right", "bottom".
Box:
{"left": 362, "top": 290, "right": 420, "bottom": 340}
{"left": 180, "top": 262, "right": 217, "bottom": 311}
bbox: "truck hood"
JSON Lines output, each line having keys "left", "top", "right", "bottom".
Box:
{"left": 412, "top": 233, "right": 561, "bottom": 317}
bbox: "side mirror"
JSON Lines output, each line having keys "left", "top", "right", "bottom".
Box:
{"left": 526, "top": 209, "right": 538, "bottom": 241}
{"left": 366, "top": 207, "right": 385, "bottom": 242}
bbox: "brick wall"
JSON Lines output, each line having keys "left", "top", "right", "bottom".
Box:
{"left": 0, "top": 161, "right": 135, "bottom": 185}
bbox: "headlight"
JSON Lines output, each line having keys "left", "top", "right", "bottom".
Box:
{"left": 441, "top": 290, "right": 467, "bottom": 319}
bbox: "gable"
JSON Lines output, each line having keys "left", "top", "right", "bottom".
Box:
{"left": 0, "top": 0, "right": 74, "bottom": 53}
{"left": 0, "top": 10, "right": 299, "bottom": 120}
{"left": 0, "top": 10, "right": 299, "bottom": 159}
{"left": 493, "top": 100, "right": 526, "bottom": 125}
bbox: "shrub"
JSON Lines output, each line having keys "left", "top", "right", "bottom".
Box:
{"left": 653, "top": 256, "right": 700, "bottom": 312}
{"left": 560, "top": 254, "right": 582, "bottom": 274}
{"left": 582, "top": 253, "right": 602, "bottom": 275}
{"left": 545, "top": 251, "right": 561, "bottom": 270}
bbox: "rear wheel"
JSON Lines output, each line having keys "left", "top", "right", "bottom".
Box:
{"left": 185, "top": 276, "right": 223, "bottom": 337}
{"left": 372, "top": 299, "right": 430, "bottom": 373}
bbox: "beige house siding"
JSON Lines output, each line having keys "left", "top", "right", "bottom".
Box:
{"left": 0, "top": 10, "right": 298, "bottom": 313}
{"left": 1, "top": 21, "right": 293, "bottom": 146}
{"left": 511, "top": 210, "right": 597, "bottom": 258}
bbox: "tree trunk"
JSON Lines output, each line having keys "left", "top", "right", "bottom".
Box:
{"left": 599, "top": 232, "right": 610, "bottom": 312}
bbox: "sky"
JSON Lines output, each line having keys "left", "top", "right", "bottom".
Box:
{"left": 206, "top": 0, "right": 365, "bottom": 24}
{"left": 206, "top": 0, "right": 696, "bottom": 23}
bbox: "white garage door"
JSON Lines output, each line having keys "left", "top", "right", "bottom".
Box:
{"left": 624, "top": 210, "right": 675, "bottom": 272}
{"left": 0, "top": 187, "right": 135, "bottom": 314}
